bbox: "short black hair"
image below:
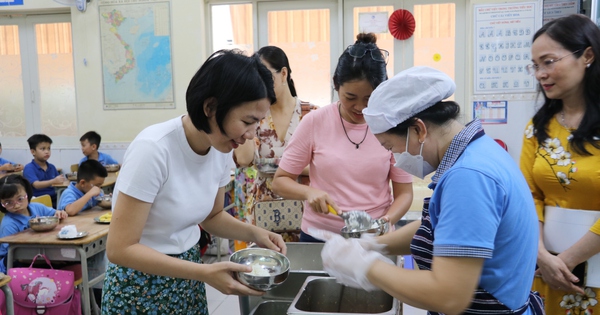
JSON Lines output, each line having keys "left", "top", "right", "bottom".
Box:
{"left": 77, "top": 159, "right": 108, "bottom": 182}
{"left": 186, "top": 49, "right": 276, "bottom": 135}
{"left": 80, "top": 131, "right": 101, "bottom": 148}
{"left": 0, "top": 174, "right": 33, "bottom": 214}
{"left": 27, "top": 134, "right": 53, "bottom": 150}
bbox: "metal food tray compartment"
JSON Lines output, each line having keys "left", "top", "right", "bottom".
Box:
{"left": 249, "top": 300, "right": 292, "bottom": 315}
{"left": 287, "top": 276, "right": 399, "bottom": 315}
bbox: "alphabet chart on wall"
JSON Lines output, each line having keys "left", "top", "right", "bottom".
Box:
{"left": 473, "top": 2, "right": 541, "bottom": 94}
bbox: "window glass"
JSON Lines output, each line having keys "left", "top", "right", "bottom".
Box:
{"left": 0, "top": 25, "right": 26, "bottom": 137}
{"left": 212, "top": 4, "right": 254, "bottom": 55}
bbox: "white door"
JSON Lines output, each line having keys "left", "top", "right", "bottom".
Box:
{"left": 257, "top": 0, "right": 340, "bottom": 105}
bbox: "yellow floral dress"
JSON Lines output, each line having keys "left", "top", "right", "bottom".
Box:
{"left": 520, "top": 117, "right": 600, "bottom": 315}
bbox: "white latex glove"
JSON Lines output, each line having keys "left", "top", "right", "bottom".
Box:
{"left": 320, "top": 231, "right": 394, "bottom": 291}
{"left": 356, "top": 233, "right": 388, "bottom": 254}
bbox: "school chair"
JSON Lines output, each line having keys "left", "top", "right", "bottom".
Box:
{"left": 70, "top": 164, "right": 79, "bottom": 173}
{"left": 0, "top": 274, "right": 14, "bottom": 315}
{"left": 31, "top": 195, "right": 52, "bottom": 207}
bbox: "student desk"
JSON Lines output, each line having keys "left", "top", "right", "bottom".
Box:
{"left": 54, "top": 171, "right": 118, "bottom": 202}
{"left": 0, "top": 209, "right": 110, "bottom": 315}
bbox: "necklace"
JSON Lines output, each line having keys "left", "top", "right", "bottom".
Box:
{"left": 338, "top": 103, "right": 369, "bottom": 149}
{"left": 560, "top": 110, "right": 578, "bottom": 130}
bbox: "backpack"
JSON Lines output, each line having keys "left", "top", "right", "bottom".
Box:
{"left": 2, "top": 254, "right": 81, "bottom": 315}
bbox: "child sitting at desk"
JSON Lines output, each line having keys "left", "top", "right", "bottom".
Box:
{"left": 0, "top": 174, "right": 68, "bottom": 273}
{"left": 22, "top": 134, "right": 64, "bottom": 208}
{"left": 79, "top": 131, "right": 119, "bottom": 169}
{"left": 58, "top": 160, "right": 108, "bottom": 216}
{"left": 0, "top": 142, "right": 23, "bottom": 173}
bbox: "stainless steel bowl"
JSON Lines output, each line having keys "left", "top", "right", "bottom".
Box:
{"left": 94, "top": 195, "right": 112, "bottom": 209}
{"left": 29, "top": 216, "right": 59, "bottom": 232}
{"left": 340, "top": 218, "right": 389, "bottom": 239}
{"left": 230, "top": 248, "right": 290, "bottom": 291}
{"left": 104, "top": 164, "right": 119, "bottom": 172}
{"left": 254, "top": 158, "right": 280, "bottom": 174}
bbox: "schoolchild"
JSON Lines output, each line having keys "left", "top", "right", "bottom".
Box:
{"left": 58, "top": 159, "right": 108, "bottom": 215}
{"left": 22, "top": 134, "right": 64, "bottom": 207}
{"left": 0, "top": 174, "right": 68, "bottom": 272}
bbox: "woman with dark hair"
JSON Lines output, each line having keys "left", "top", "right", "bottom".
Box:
{"left": 314, "top": 66, "right": 542, "bottom": 314}
{"left": 233, "top": 46, "right": 315, "bottom": 241}
{"left": 101, "top": 50, "right": 286, "bottom": 314}
{"left": 520, "top": 14, "right": 600, "bottom": 314}
{"left": 272, "top": 33, "right": 413, "bottom": 241}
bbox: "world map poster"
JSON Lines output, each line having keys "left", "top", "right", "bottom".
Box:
{"left": 99, "top": 0, "right": 174, "bottom": 109}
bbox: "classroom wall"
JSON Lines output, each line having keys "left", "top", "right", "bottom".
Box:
{"left": 0, "top": 0, "right": 206, "bottom": 143}
{"left": 0, "top": 0, "right": 206, "bottom": 170}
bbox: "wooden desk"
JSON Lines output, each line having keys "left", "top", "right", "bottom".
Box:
{"left": 0, "top": 209, "right": 110, "bottom": 315}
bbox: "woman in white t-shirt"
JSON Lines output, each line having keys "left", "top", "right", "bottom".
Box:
{"left": 101, "top": 50, "right": 286, "bottom": 314}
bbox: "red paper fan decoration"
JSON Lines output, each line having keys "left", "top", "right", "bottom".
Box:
{"left": 388, "top": 9, "right": 416, "bottom": 40}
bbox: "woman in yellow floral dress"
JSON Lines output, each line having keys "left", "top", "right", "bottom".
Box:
{"left": 234, "top": 46, "right": 314, "bottom": 238}
{"left": 520, "top": 14, "right": 600, "bottom": 315}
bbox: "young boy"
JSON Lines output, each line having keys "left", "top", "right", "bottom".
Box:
{"left": 79, "top": 131, "right": 119, "bottom": 168}
{"left": 22, "top": 134, "right": 64, "bottom": 207}
{"left": 0, "top": 142, "right": 23, "bottom": 173}
{"left": 58, "top": 159, "right": 108, "bottom": 215}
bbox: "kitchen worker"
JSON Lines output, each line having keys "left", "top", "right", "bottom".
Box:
{"left": 314, "top": 66, "right": 544, "bottom": 314}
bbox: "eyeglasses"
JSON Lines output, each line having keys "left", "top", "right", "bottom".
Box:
{"left": 346, "top": 45, "right": 389, "bottom": 64}
{"left": 1, "top": 194, "right": 27, "bottom": 209}
{"left": 525, "top": 50, "right": 581, "bottom": 76}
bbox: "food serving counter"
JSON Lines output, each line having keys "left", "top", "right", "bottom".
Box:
{"left": 239, "top": 242, "right": 402, "bottom": 315}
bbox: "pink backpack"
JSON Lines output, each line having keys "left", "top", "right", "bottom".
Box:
{"left": 5, "top": 254, "right": 81, "bottom": 315}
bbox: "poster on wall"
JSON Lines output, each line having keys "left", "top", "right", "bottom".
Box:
{"left": 473, "top": 100, "right": 508, "bottom": 124}
{"left": 358, "top": 12, "right": 389, "bottom": 34}
{"left": 0, "top": 0, "right": 23, "bottom": 6}
{"left": 98, "top": 0, "right": 175, "bottom": 110}
{"left": 473, "top": 2, "right": 541, "bottom": 94}
{"left": 543, "top": 0, "right": 578, "bottom": 24}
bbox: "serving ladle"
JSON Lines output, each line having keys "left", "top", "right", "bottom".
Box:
{"left": 327, "top": 205, "right": 373, "bottom": 230}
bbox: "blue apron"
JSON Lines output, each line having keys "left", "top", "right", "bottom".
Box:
{"left": 410, "top": 198, "right": 545, "bottom": 315}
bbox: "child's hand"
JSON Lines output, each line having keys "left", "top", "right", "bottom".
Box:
{"left": 0, "top": 163, "right": 14, "bottom": 171}
{"left": 55, "top": 210, "right": 68, "bottom": 220}
{"left": 14, "top": 164, "right": 24, "bottom": 172}
{"left": 52, "top": 174, "right": 65, "bottom": 184}
{"left": 89, "top": 186, "right": 102, "bottom": 196}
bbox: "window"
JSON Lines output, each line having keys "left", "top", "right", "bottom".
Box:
{"left": 0, "top": 14, "right": 77, "bottom": 142}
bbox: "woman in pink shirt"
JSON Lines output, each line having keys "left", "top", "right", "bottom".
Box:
{"left": 272, "top": 33, "right": 414, "bottom": 241}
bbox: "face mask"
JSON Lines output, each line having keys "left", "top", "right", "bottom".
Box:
{"left": 393, "top": 129, "right": 435, "bottom": 179}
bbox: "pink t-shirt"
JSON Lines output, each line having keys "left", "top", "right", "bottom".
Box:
{"left": 278, "top": 102, "right": 413, "bottom": 234}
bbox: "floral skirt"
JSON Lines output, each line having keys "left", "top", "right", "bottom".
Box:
{"left": 532, "top": 276, "right": 598, "bottom": 314}
{"left": 101, "top": 244, "right": 208, "bottom": 314}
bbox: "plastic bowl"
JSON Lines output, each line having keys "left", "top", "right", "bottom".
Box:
{"left": 230, "top": 248, "right": 290, "bottom": 291}
{"left": 104, "top": 164, "right": 119, "bottom": 172}
{"left": 94, "top": 195, "right": 112, "bottom": 209}
{"left": 340, "top": 218, "right": 389, "bottom": 239}
{"left": 29, "top": 216, "right": 59, "bottom": 232}
{"left": 254, "top": 158, "right": 281, "bottom": 174}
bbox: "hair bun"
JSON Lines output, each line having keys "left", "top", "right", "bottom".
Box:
{"left": 355, "top": 33, "right": 377, "bottom": 44}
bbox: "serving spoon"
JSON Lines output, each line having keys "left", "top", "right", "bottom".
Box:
{"left": 327, "top": 205, "right": 373, "bottom": 230}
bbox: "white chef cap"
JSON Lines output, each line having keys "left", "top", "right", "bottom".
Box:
{"left": 363, "top": 66, "right": 456, "bottom": 134}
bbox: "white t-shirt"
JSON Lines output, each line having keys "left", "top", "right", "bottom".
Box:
{"left": 113, "top": 115, "right": 233, "bottom": 254}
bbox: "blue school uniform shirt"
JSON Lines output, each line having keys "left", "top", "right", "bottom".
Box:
{"left": 23, "top": 160, "right": 59, "bottom": 198}
{"left": 57, "top": 182, "right": 99, "bottom": 212}
{"left": 427, "top": 130, "right": 538, "bottom": 311}
{"left": 0, "top": 157, "right": 15, "bottom": 166}
{"left": 0, "top": 203, "right": 58, "bottom": 273}
{"left": 79, "top": 152, "right": 118, "bottom": 166}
